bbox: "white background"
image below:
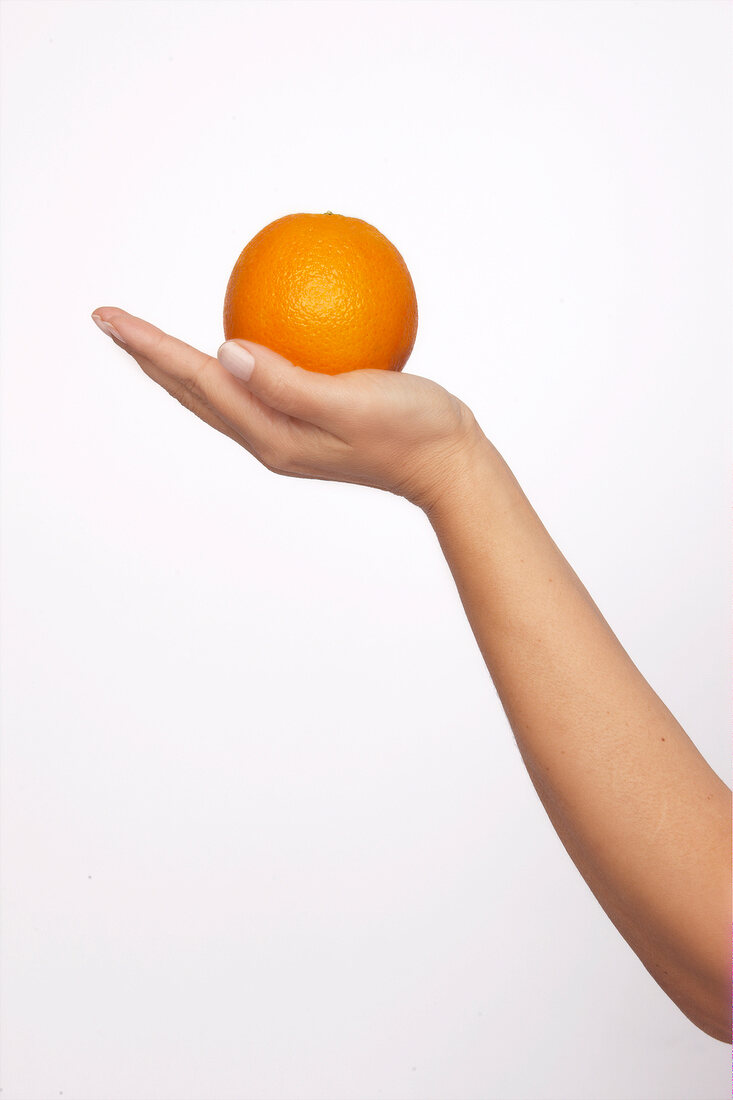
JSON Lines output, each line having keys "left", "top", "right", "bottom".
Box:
{"left": 1, "top": 1, "right": 730, "bottom": 1098}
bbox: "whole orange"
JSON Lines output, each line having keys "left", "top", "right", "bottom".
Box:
{"left": 223, "top": 212, "right": 418, "bottom": 375}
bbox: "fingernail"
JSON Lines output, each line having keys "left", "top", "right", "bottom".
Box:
{"left": 92, "top": 314, "right": 126, "bottom": 344}
{"left": 218, "top": 341, "right": 255, "bottom": 382}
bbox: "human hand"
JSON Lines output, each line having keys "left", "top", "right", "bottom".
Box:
{"left": 91, "top": 308, "right": 482, "bottom": 513}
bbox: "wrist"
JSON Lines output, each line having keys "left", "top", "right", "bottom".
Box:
{"left": 417, "top": 414, "right": 504, "bottom": 525}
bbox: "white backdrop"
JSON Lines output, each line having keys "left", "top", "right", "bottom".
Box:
{"left": 1, "top": 2, "right": 730, "bottom": 1098}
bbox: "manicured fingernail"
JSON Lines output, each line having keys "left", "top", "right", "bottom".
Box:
{"left": 92, "top": 314, "right": 126, "bottom": 344}
{"left": 218, "top": 341, "right": 255, "bottom": 382}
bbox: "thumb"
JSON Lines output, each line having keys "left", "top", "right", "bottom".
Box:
{"left": 217, "top": 338, "right": 347, "bottom": 428}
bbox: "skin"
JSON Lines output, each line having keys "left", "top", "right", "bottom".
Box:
{"left": 91, "top": 307, "right": 732, "bottom": 1043}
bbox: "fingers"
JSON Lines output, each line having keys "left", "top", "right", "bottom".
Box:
{"left": 217, "top": 339, "right": 354, "bottom": 433}
{"left": 92, "top": 307, "right": 254, "bottom": 447}
{"left": 93, "top": 307, "right": 223, "bottom": 394}
{"left": 132, "top": 354, "right": 259, "bottom": 454}
{"left": 90, "top": 307, "right": 350, "bottom": 477}
{"left": 93, "top": 307, "right": 350, "bottom": 435}
{"left": 91, "top": 307, "right": 292, "bottom": 441}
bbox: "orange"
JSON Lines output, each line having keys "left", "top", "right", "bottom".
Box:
{"left": 223, "top": 212, "right": 418, "bottom": 375}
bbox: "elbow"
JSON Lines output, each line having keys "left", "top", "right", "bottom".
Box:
{"left": 676, "top": 969, "right": 731, "bottom": 1044}
{"left": 691, "top": 996, "right": 731, "bottom": 1044}
{"left": 688, "top": 1008, "right": 730, "bottom": 1044}
{"left": 649, "top": 945, "right": 731, "bottom": 1043}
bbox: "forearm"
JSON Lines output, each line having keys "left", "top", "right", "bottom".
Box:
{"left": 425, "top": 424, "right": 731, "bottom": 1041}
